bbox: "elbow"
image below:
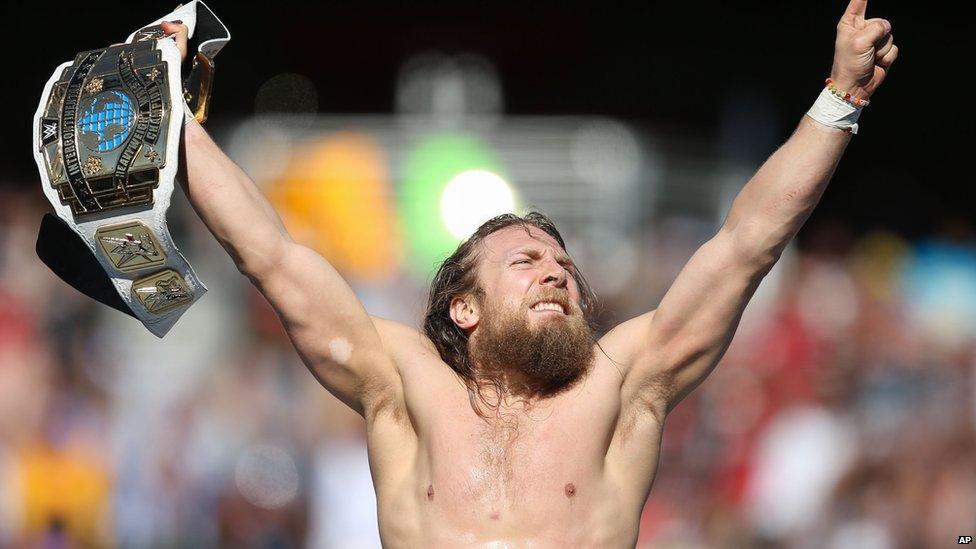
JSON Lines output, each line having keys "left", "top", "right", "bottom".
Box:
{"left": 235, "top": 240, "right": 291, "bottom": 283}
{"left": 723, "top": 222, "right": 785, "bottom": 276}
{"left": 237, "top": 256, "right": 277, "bottom": 284}
{"left": 234, "top": 257, "right": 264, "bottom": 284}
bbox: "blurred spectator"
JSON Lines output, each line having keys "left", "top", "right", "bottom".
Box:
{"left": 1, "top": 184, "right": 973, "bottom": 547}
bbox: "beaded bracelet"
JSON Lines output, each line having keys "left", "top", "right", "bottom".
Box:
{"left": 825, "top": 78, "right": 870, "bottom": 108}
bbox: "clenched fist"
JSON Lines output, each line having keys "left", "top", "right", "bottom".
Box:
{"left": 830, "top": 0, "right": 898, "bottom": 101}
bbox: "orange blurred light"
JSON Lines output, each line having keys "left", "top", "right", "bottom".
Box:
{"left": 267, "top": 131, "right": 401, "bottom": 281}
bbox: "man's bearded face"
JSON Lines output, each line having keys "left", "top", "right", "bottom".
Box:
{"left": 470, "top": 285, "right": 595, "bottom": 398}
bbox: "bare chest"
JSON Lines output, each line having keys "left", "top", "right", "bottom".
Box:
{"left": 441, "top": 413, "right": 592, "bottom": 498}
{"left": 374, "top": 354, "right": 660, "bottom": 546}
{"left": 417, "top": 382, "right": 621, "bottom": 530}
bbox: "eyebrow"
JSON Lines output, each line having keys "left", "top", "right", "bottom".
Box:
{"left": 508, "top": 247, "right": 575, "bottom": 267}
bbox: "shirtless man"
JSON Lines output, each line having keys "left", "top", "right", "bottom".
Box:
{"left": 163, "top": 1, "right": 896, "bottom": 545}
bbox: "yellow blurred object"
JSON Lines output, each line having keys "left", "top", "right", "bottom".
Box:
{"left": 267, "top": 131, "right": 401, "bottom": 281}
{"left": 852, "top": 230, "right": 910, "bottom": 302}
{"left": 13, "top": 443, "right": 112, "bottom": 546}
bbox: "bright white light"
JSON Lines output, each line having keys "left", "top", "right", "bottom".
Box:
{"left": 440, "top": 169, "right": 516, "bottom": 239}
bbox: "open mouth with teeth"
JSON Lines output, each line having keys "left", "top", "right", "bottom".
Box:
{"left": 530, "top": 301, "right": 567, "bottom": 315}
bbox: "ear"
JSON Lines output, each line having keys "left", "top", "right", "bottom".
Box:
{"left": 449, "top": 294, "right": 480, "bottom": 330}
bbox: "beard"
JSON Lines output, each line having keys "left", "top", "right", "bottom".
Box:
{"left": 469, "top": 289, "right": 595, "bottom": 401}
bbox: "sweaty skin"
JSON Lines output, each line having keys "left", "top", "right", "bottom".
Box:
{"left": 161, "top": 1, "right": 897, "bottom": 545}
{"left": 368, "top": 227, "right": 660, "bottom": 547}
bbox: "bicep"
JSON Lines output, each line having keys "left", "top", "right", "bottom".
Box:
{"left": 616, "top": 229, "right": 769, "bottom": 411}
{"left": 252, "top": 243, "right": 401, "bottom": 417}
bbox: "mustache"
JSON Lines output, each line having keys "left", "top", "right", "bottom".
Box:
{"left": 523, "top": 288, "right": 573, "bottom": 312}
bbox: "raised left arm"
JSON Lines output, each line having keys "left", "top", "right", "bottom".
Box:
{"left": 605, "top": 0, "right": 898, "bottom": 416}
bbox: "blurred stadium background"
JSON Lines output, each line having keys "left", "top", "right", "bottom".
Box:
{"left": 2, "top": 1, "right": 973, "bottom": 547}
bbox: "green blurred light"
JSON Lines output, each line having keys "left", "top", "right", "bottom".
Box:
{"left": 399, "top": 133, "right": 505, "bottom": 279}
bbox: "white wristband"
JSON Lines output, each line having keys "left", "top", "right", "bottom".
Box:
{"left": 805, "top": 87, "right": 862, "bottom": 135}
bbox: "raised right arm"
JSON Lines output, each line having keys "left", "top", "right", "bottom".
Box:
{"left": 179, "top": 114, "right": 403, "bottom": 419}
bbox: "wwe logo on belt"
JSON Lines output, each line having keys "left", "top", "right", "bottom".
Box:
{"left": 40, "top": 118, "right": 59, "bottom": 146}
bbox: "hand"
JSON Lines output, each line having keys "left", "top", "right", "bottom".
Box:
{"left": 830, "top": 0, "right": 898, "bottom": 100}
{"left": 160, "top": 20, "right": 189, "bottom": 62}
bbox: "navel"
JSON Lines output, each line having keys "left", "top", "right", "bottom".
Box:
{"left": 489, "top": 511, "right": 500, "bottom": 520}
{"left": 426, "top": 484, "right": 435, "bottom": 501}
{"left": 564, "top": 482, "right": 576, "bottom": 498}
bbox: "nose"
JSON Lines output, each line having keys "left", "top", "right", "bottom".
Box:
{"left": 539, "top": 259, "right": 568, "bottom": 288}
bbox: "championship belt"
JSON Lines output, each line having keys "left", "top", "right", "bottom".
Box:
{"left": 32, "top": 1, "right": 230, "bottom": 337}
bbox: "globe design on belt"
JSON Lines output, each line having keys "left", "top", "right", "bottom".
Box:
{"left": 77, "top": 90, "right": 136, "bottom": 152}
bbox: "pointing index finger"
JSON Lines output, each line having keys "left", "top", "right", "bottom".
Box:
{"left": 845, "top": 0, "right": 867, "bottom": 17}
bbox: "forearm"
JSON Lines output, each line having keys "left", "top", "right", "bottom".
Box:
{"left": 179, "top": 117, "right": 292, "bottom": 275}
{"left": 723, "top": 115, "right": 851, "bottom": 265}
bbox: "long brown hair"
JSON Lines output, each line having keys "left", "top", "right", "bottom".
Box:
{"left": 422, "top": 212, "right": 602, "bottom": 393}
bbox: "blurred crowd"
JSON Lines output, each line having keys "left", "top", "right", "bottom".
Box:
{"left": 1, "top": 185, "right": 974, "bottom": 548}
{"left": 632, "top": 219, "right": 976, "bottom": 548}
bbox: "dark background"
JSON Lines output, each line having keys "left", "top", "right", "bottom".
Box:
{"left": 5, "top": 1, "right": 969, "bottom": 238}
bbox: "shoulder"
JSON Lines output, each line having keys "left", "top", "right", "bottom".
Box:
{"left": 596, "top": 309, "right": 657, "bottom": 376}
{"left": 369, "top": 315, "right": 462, "bottom": 404}
{"left": 371, "top": 315, "right": 441, "bottom": 366}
